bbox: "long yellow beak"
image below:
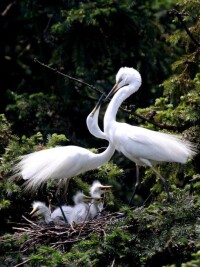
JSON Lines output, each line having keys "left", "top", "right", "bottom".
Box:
{"left": 83, "top": 195, "right": 94, "bottom": 202}
{"left": 90, "top": 93, "right": 107, "bottom": 117}
{"left": 105, "top": 82, "right": 119, "bottom": 100}
{"left": 99, "top": 185, "right": 113, "bottom": 192}
{"left": 30, "top": 208, "right": 37, "bottom": 216}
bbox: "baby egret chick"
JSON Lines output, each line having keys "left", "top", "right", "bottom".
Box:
{"left": 51, "top": 205, "right": 73, "bottom": 223}
{"left": 30, "top": 201, "right": 53, "bottom": 224}
{"left": 89, "top": 180, "right": 112, "bottom": 217}
{"left": 90, "top": 180, "right": 112, "bottom": 196}
{"left": 68, "top": 192, "right": 93, "bottom": 225}
{"left": 30, "top": 201, "right": 73, "bottom": 224}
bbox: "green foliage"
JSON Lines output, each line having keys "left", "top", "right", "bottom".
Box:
{"left": 1, "top": 191, "right": 199, "bottom": 266}
{"left": 50, "top": 0, "right": 175, "bottom": 107}
{"left": 46, "top": 133, "right": 69, "bottom": 148}
{"left": 181, "top": 250, "right": 200, "bottom": 267}
{"left": 29, "top": 246, "right": 66, "bottom": 266}
{"left": 6, "top": 92, "right": 69, "bottom": 136}
{"left": 0, "top": 0, "right": 199, "bottom": 266}
{"left": 0, "top": 114, "right": 12, "bottom": 155}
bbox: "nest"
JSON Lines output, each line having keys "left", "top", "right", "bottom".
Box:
{"left": 10, "top": 211, "right": 130, "bottom": 252}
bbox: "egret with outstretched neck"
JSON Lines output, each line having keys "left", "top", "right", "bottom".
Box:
{"left": 13, "top": 94, "right": 115, "bottom": 192}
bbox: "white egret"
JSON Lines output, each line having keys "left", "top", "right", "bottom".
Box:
{"left": 30, "top": 201, "right": 53, "bottom": 224}
{"left": 30, "top": 201, "right": 73, "bottom": 224}
{"left": 89, "top": 180, "right": 112, "bottom": 218}
{"left": 50, "top": 182, "right": 111, "bottom": 223}
{"left": 68, "top": 191, "right": 93, "bottom": 225}
{"left": 92, "top": 67, "right": 197, "bottom": 203}
{"left": 51, "top": 205, "right": 73, "bottom": 222}
{"left": 13, "top": 94, "right": 115, "bottom": 192}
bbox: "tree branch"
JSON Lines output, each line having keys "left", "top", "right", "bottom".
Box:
{"left": 0, "top": 1, "right": 16, "bottom": 17}
{"left": 34, "top": 58, "right": 102, "bottom": 94}
{"left": 34, "top": 59, "right": 184, "bottom": 131}
{"left": 169, "top": 9, "right": 200, "bottom": 47}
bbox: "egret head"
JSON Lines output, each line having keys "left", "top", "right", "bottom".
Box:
{"left": 90, "top": 180, "right": 112, "bottom": 197}
{"left": 30, "top": 201, "right": 49, "bottom": 218}
{"left": 106, "top": 67, "right": 142, "bottom": 100}
{"left": 73, "top": 191, "right": 93, "bottom": 205}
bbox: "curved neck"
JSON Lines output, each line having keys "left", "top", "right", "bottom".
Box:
{"left": 44, "top": 210, "right": 53, "bottom": 224}
{"left": 103, "top": 89, "right": 126, "bottom": 132}
{"left": 87, "top": 106, "right": 107, "bottom": 140}
{"left": 104, "top": 83, "right": 139, "bottom": 132}
{"left": 89, "top": 142, "right": 115, "bottom": 169}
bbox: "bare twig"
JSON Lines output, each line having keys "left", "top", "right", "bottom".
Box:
{"left": 22, "top": 215, "right": 38, "bottom": 226}
{"left": 14, "top": 258, "right": 31, "bottom": 267}
{"left": 1, "top": 1, "right": 16, "bottom": 16}
{"left": 4, "top": 211, "right": 128, "bottom": 252}
{"left": 34, "top": 59, "right": 183, "bottom": 131}
{"left": 34, "top": 58, "right": 101, "bottom": 94}
{"left": 110, "top": 258, "right": 116, "bottom": 267}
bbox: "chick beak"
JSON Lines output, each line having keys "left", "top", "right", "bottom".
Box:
{"left": 30, "top": 208, "right": 37, "bottom": 217}
{"left": 83, "top": 195, "right": 94, "bottom": 202}
{"left": 99, "top": 185, "right": 113, "bottom": 193}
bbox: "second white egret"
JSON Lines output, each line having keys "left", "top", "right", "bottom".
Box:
{"left": 92, "top": 67, "right": 197, "bottom": 203}
{"left": 13, "top": 95, "right": 115, "bottom": 192}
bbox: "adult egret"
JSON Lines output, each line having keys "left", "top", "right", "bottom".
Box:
{"left": 13, "top": 94, "right": 115, "bottom": 191}
{"left": 92, "top": 67, "right": 197, "bottom": 203}
{"left": 89, "top": 180, "right": 112, "bottom": 218}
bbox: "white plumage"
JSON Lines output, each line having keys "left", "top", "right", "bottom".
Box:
{"left": 51, "top": 204, "right": 73, "bottom": 221}
{"left": 89, "top": 180, "right": 112, "bottom": 218}
{"left": 68, "top": 192, "right": 92, "bottom": 224}
{"left": 104, "top": 66, "right": 196, "bottom": 166}
{"left": 13, "top": 103, "right": 115, "bottom": 191}
{"left": 29, "top": 180, "right": 112, "bottom": 225}
{"left": 94, "top": 67, "right": 197, "bottom": 202}
{"left": 30, "top": 201, "right": 53, "bottom": 224}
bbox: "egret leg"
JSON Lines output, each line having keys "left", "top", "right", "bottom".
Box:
{"left": 55, "top": 181, "right": 68, "bottom": 223}
{"left": 63, "top": 178, "right": 70, "bottom": 202}
{"left": 55, "top": 194, "right": 68, "bottom": 223}
{"left": 150, "top": 166, "right": 173, "bottom": 203}
{"left": 129, "top": 165, "right": 140, "bottom": 206}
{"left": 55, "top": 179, "right": 62, "bottom": 197}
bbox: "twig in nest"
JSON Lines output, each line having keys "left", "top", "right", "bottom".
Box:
{"left": 8, "top": 211, "right": 127, "bottom": 252}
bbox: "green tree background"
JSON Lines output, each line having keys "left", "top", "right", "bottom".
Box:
{"left": 0, "top": 0, "right": 199, "bottom": 266}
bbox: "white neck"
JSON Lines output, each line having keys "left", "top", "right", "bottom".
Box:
{"left": 88, "top": 143, "right": 115, "bottom": 170}
{"left": 87, "top": 106, "right": 107, "bottom": 140}
{"left": 44, "top": 210, "right": 53, "bottom": 224}
{"left": 104, "top": 83, "right": 139, "bottom": 133}
{"left": 86, "top": 104, "right": 115, "bottom": 170}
